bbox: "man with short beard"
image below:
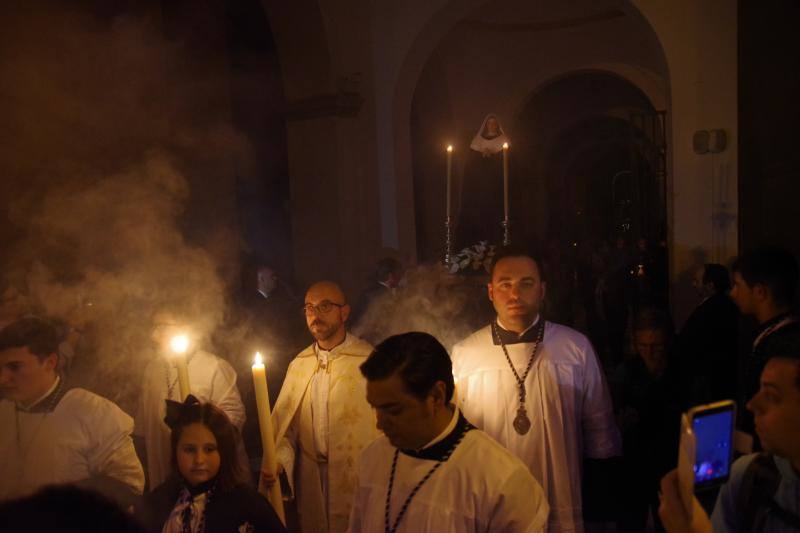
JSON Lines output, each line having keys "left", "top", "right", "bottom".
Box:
{"left": 452, "top": 246, "right": 621, "bottom": 533}
{"left": 264, "top": 281, "right": 379, "bottom": 533}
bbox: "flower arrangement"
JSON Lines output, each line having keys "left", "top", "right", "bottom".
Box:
{"left": 448, "top": 241, "right": 496, "bottom": 274}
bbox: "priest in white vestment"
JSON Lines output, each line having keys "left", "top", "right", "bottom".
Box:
{"left": 350, "top": 332, "right": 549, "bottom": 533}
{"left": 265, "top": 281, "right": 380, "bottom": 533}
{"left": 135, "top": 310, "right": 246, "bottom": 489}
{"left": 452, "top": 247, "right": 621, "bottom": 533}
{"left": 0, "top": 318, "right": 144, "bottom": 504}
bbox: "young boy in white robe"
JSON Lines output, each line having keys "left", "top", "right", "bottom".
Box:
{"left": 0, "top": 317, "right": 144, "bottom": 505}
{"left": 452, "top": 245, "right": 621, "bottom": 533}
{"left": 135, "top": 309, "right": 246, "bottom": 490}
{"left": 349, "top": 332, "right": 549, "bottom": 533}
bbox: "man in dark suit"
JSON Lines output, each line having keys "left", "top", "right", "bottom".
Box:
{"left": 730, "top": 248, "right": 800, "bottom": 442}
{"left": 676, "top": 263, "right": 740, "bottom": 402}
{"left": 349, "top": 257, "right": 403, "bottom": 334}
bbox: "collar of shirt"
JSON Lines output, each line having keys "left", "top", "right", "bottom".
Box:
{"left": 493, "top": 315, "right": 541, "bottom": 345}
{"left": 378, "top": 280, "right": 397, "bottom": 296}
{"left": 753, "top": 312, "right": 798, "bottom": 350}
{"left": 400, "top": 407, "right": 476, "bottom": 461}
{"left": 18, "top": 376, "right": 61, "bottom": 412}
{"left": 315, "top": 333, "right": 350, "bottom": 368}
{"left": 421, "top": 406, "right": 459, "bottom": 450}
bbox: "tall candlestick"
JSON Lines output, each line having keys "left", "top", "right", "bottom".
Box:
{"left": 502, "top": 142, "right": 509, "bottom": 221}
{"left": 446, "top": 145, "right": 453, "bottom": 219}
{"left": 170, "top": 335, "right": 191, "bottom": 400}
{"left": 252, "top": 352, "right": 286, "bottom": 524}
{"left": 445, "top": 144, "right": 454, "bottom": 266}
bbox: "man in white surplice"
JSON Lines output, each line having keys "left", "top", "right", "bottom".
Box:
{"left": 135, "top": 310, "right": 246, "bottom": 490}
{"left": 264, "top": 281, "right": 379, "bottom": 533}
{"left": 0, "top": 318, "right": 144, "bottom": 504}
{"left": 452, "top": 246, "right": 621, "bottom": 533}
{"left": 349, "top": 332, "right": 549, "bottom": 533}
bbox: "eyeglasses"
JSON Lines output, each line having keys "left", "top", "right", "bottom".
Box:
{"left": 302, "top": 301, "right": 346, "bottom": 315}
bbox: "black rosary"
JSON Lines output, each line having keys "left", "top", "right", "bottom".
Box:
{"left": 383, "top": 424, "right": 470, "bottom": 533}
{"left": 492, "top": 319, "right": 545, "bottom": 435}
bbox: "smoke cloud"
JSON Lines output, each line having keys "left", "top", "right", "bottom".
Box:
{"left": 351, "top": 264, "right": 494, "bottom": 351}
{"left": 0, "top": 3, "right": 253, "bottom": 411}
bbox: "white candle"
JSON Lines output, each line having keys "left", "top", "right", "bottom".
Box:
{"left": 252, "top": 352, "right": 286, "bottom": 524}
{"left": 446, "top": 145, "right": 453, "bottom": 219}
{"left": 170, "top": 335, "right": 191, "bottom": 400}
{"left": 502, "top": 142, "right": 509, "bottom": 221}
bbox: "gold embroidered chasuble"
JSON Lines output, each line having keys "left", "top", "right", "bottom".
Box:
{"left": 272, "top": 334, "right": 379, "bottom": 533}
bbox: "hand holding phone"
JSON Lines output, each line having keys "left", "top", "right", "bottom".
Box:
{"left": 688, "top": 400, "right": 736, "bottom": 489}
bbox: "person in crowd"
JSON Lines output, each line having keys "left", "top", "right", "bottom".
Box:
{"left": 350, "top": 257, "right": 404, "bottom": 336}
{"left": 242, "top": 264, "right": 304, "bottom": 354}
{"left": 730, "top": 247, "right": 800, "bottom": 439}
{"left": 234, "top": 263, "right": 305, "bottom": 479}
{"left": 350, "top": 332, "right": 549, "bottom": 532}
{"left": 0, "top": 317, "right": 144, "bottom": 505}
{"left": 263, "top": 281, "right": 379, "bottom": 533}
{"left": 452, "top": 245, "right": 621, "bottom": 532}
{"left": 611, "top": 308, "right": 686, "bottom": 532}
{"left": 676, "top": 263, "right": 739, "bottom": 402}
{"left": 136, "top": 397, "right": 286, "bottom": 533}
{"left": 136, "top": 308, "right": 247, "bottom": 490}
{"left": 658, "top": 337, "right": 800, "bottom": 533}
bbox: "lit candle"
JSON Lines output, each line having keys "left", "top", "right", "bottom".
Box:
{"left": 446, "top": 145, "right": 453, "bottom": 219}
{"left": 170, "top": 335, "right": 191, "bottom": 400}
{"left": 502, "top": 142, "right": 510, "bottom": 221}
{"left": 252, "top": 352, "right": 286, "bottom": 523}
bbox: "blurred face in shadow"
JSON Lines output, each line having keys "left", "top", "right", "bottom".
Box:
{"left": 747, "top": 357, "right": 800, "bottom": 463}
{"left": 634, "top": 328, "right": 668, "bottom": 378}
{"left": 484, "top": 117, "right": 500, "bottom": 137}
{"left": 366, "top": 372, "right": 445, "bottom": 450}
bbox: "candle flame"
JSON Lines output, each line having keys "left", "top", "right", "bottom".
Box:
{"left": 502, "top": 142, "right": 509, "bottom": 149}
{"left": 446, "top": 145, "right": 453, "bottom": 152}
{"left": 254, "top": 351, "right": 264, "bottom": 366}
{"left": 169, "top": 334, "right": 189, "bottom": 354}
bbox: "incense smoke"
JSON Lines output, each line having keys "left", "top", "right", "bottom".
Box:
{"left": 0, "top": 3, "right": 252, "bottom": 412}
{"left": 351, "top": 263, "right": 494, "bottom": 351}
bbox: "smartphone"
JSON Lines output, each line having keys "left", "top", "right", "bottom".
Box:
{"left": 687, "top": 400, "right": 737, "bottom": 489}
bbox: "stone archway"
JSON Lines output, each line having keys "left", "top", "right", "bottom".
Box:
{"left": 401, "top": 0, "right": 670, "bottom": 263}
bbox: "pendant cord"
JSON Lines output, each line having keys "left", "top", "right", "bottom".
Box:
{"left": 492, "top": 320, "right": 545, "bottom": 403}
{"left": 384, "top": 424, "right": 470, "bottom": 533}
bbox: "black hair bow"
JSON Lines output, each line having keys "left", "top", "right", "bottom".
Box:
{"left": 163, "top": 394, "right": 200, "bottom": 430}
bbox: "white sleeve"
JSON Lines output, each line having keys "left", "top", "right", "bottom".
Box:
{"left": 84, "top": 396, "right": 145, "bottom": 494}
{"left": 489, "top": 466, "right": 549, "bottom": 533}
{"left": 209, "top": 358, "right": 246, "bottom": 430}
{"left": 580, "top": 342, "right": 622, "bottom": 458}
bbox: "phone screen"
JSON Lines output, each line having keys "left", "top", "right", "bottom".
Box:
{"left": 691, "top": 406, "right": 734, "bottom": 487}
